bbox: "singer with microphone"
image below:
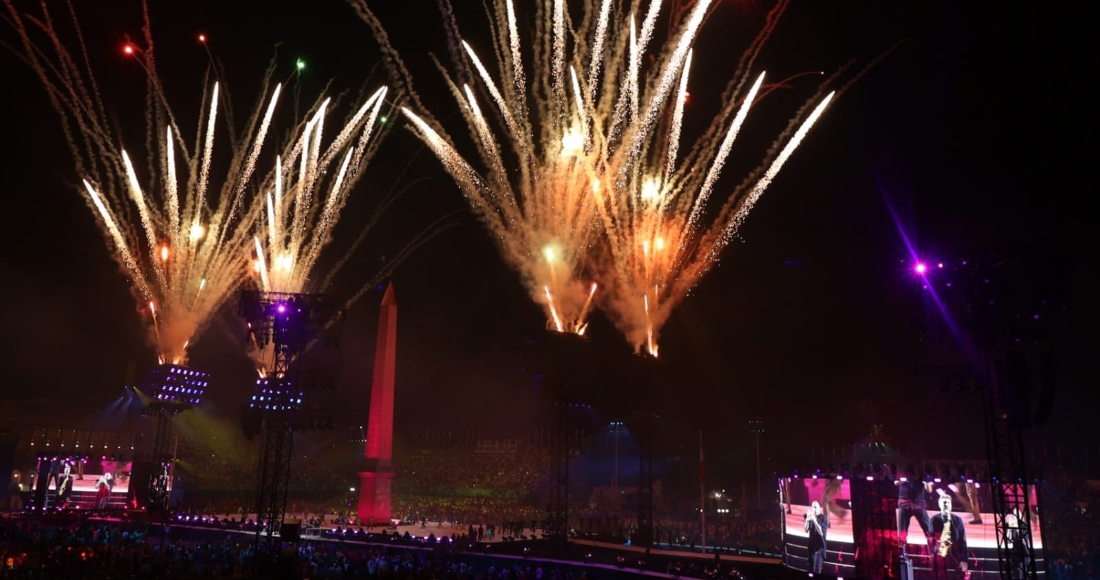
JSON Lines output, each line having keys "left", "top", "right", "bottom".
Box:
{"left": 804, "top": 500, "right": 830, "bottom": 574}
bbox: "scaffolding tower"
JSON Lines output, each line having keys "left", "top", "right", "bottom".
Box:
{"left": 240, "top": 291, "right": 341, "bottom": 549}
{"left": 536, "top": 331, "right": 589, "bottom": 557}
{"left": 141, "top": 364, "right": 210, "bottom": 514}
{"left": 913, "top": 251, "right": 1066, "bottom": 579}
{"left": 628, "top": 413, "right": 661, "bottom": 553}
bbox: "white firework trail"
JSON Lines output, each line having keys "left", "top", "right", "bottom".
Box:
{"left": 250, "top": 86, "right": 389, "bottom": 295}
{"left": 3, "top": 1, "right": 392, "bottom": 366}
{"left": 351, "top": 0, "right": 841, "bottom": 354}
{"left": 592, "top": 1, "right": 841, "bottom": 357}
{"left": 349, "top": 0, "right": 716, "bottom": 336}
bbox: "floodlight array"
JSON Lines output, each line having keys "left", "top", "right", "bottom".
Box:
{"left": 250, "top": 378, "right": 304, "bottom": 411}
{"left": 239, "top": 291, "right": 342, "bottom": 352}
{"left": 145, "top": 364, "right": 210, "bottom": 411}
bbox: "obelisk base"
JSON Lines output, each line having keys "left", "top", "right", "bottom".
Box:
{"left": 356, "top": 471, "right": 394, "bottom": 526}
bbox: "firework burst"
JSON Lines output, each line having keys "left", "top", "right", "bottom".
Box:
{"left": 244, "top": 85, "right": 424, "bottom": 376}
{"left": 350, "top": 0, "right": 719, "bottom": 335}
{"left": 249, "top": 85, "right": 389, "bottom": 295}
{"left": 353, "top": 0, "right": 846, "bottom": 354}
{"left": 3, "top": 2, "right": 391, "bottom": 365}
{"left": 594, "top": 0, "right": 842, "bottom": 357}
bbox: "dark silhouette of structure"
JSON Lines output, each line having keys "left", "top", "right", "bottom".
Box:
{"left": 142, "top": 364, "right": 209, "bottom": 514}
{"left": 240, "top": 290, "right": 341, "bottom": 548}
{"left": 914, "top": 250, "right": 1067, "bottom": 579}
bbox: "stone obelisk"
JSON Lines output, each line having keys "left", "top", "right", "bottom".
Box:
{"left": 357, "top": 283, "right": 396, "bottom": 525}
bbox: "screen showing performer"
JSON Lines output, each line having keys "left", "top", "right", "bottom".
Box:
{"left": 780, "top": 477, "right": 856, "bottom": 575}
{"left": 850, "top": 473, "right": 1046, "bottom": 580}
{"left": 35, "top": 457, "right": 133, "bottom": 510}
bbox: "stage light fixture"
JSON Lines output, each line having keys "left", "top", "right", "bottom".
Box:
{"left": 144, "top": 364, "right": 210, "bottom": 414}
{"left": 249, "top": 377, "right": 305, "bottom": 412}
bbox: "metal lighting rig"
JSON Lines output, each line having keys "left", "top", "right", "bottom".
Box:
{"left": 528, "top": 331, "right": 590, "bottom": 556}
{"left": 142, "top": 364, "right": 210, "bottom": 513}
{"left": 913, "top": 250, "right": 1068, "bottom": 579}
{"left": 239, "top": 291, "right": 341, "bottom": 548}
{"left": 626, "top": 412, "right": 662, "bottom": 553}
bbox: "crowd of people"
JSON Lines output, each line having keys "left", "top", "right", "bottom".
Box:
{"left": 393, "top": 497, "right": 544, "bottom": 535}
{"left": 168, "top": 431, "right": 357, "bottom": 517}
{"left": 0, "top": 517, "right": 751, "bottom": 579}
{"left": 170, "top": 441, "right": 784, "bottom": 557}
{"left": 1039, "top": 470, "right": 1099, "bottom": 579}
{"left": 566, "top": 510, "right": 777, "bottom": 556}
{"left": 11, "top": 437, "right": 1099, "bottom": 577}
{"left": 0, "top": 519, "right": 152, "bottom": 577}
{"left": 390, "top": 447, "right": 779, "bottom": 555}
{"left": 390, "top": 448, "right": 550, "bottom": 531}
{"left": 394, "top": 449, "right": 550, "bottom": 500}
{"left": 653, "top": 515, "right": 778, "bottom": 555}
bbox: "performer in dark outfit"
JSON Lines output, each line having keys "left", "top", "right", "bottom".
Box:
{"left": 895, "top": 471, "right": 935, "bottom": 555}
{"left": 54, "top": 463, "right": 74, "bottom": 509}
{"left": 931, "top": 495, "right": 969, "bottom": 578}
{"left": 804, "top": 501, "right": 830, "bottom": 574}
{"left": 44, "top": 459, "right": 61, "bottom": 493}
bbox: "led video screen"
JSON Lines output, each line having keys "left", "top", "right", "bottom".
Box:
{"left": 780, "top": 477, "right": 856, "bottom": 575}
{"left": 37, "top": 457, "right": 134, "bottom": 510}
{"left": 851, "top": 476, "right": 1045, "bottom": 580}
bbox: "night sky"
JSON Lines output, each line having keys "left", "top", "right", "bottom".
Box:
{"left": 0, "top": 1, "right": 1094, "bottom": 465}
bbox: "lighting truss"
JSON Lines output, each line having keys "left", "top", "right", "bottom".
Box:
{"left": 144, "top": 364, "right": 210, "bottom": 414}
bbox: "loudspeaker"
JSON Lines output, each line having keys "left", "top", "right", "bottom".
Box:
{"left": 281, "top": 518, "right": 301, "bottom": 542}
{"left": 1004, "top": 351, "right": 1058, "bottom": 429}
{"left": 241, "top": 403, "right": 262, "bottom": 440}
{"left": 128, "top": 461, "right": 155, "bottom": 510}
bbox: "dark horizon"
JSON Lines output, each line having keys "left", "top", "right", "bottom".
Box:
{"left": 1, "top": 0, "right": 1094, "bottom": 467}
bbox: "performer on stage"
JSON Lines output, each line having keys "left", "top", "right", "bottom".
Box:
{"left": 43, "top": 459, "right": 61, "bottom": 494}
{"left": 895, "top": 470, "right": 935, "bottom": 555}
{"left": 822, "top": 478, "right": 848, "bottom": 517}
{"left": 94, "top": 472, "right": 114, "bottom": 510}
{"left": 1005, "top": 509, "right": 1032, "bottom": 580}
{"left": 931, "top": 495, "right": 969, "bottom": 578}
{"left": 804, "top": 500, "right": 830, "bottom": 574}
{"left": 55, "top": 463, "right": 74, "bottom": 509}
{"left": 947, "top": 476, "right": 983, "bottom": 525}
